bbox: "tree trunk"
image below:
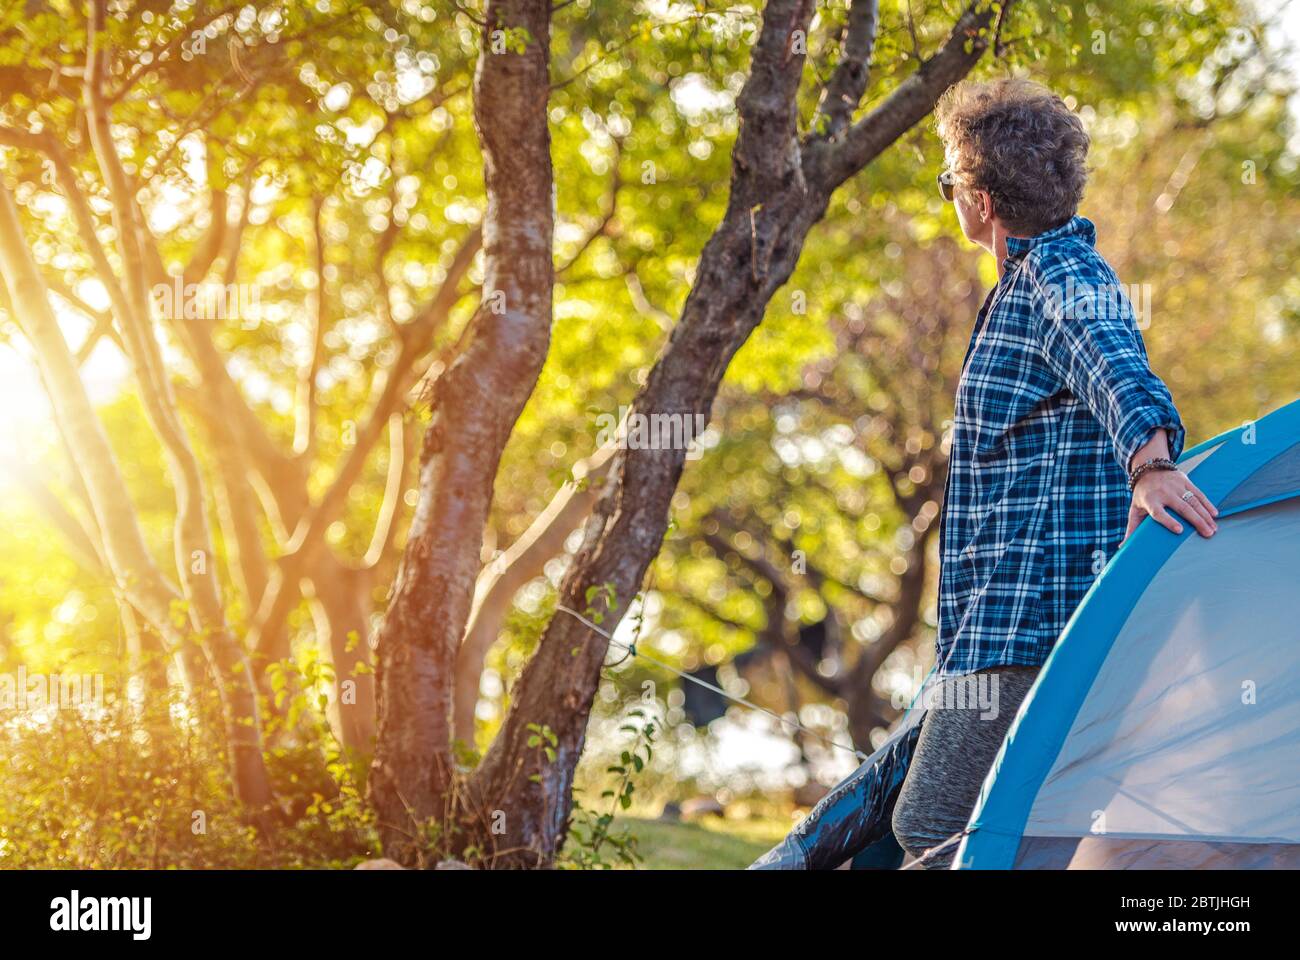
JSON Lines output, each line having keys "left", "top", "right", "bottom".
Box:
{"left": 0, "top": 185, "right": 180, "bottom": 650}
{"left": 82, "top": 0, "right": 274, "bottom": 812}
{"left": 368, "top": 0, "right": 555, "bottom": 863}
{"left": 307, "top": 563, "right": 378, "bottom": 752}
{"left": 843, "top": 535, "right": 931, "bottom": 747}
{"left": 0, "top": 181, "right": 277, "bottom": 810}
{"left": 452, "top": 441, "right": 615, "bottom": 743}
{"left": 467, "top": 0, "right": 1002, "bottom": 866}
{"left": 470, "top": 0, "right": 829, "bottom": 867}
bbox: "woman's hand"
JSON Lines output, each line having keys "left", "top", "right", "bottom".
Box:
{"left": 1125, "top": 468, "right": 1218, "bottom": 541}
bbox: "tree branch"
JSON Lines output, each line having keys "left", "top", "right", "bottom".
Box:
{"left": 294, "top": 195, "right": 329, "bottom": 458}
{"left": 555, "top": 134, "right": 623, "bottom": 276}
{"left": 813, "top": 2, "right": 1001, "bottom": 190}
{"left": 812, "top": 0, "right": 879, "bottom": 141}
{"left": 451, "top": 437, "right": 619, "bottom": 742}
{"left": 183, "top": 187, "right": 230, "bottom": 283}
{"left": 363, "top": 413, "right": 408, "bottom": 568}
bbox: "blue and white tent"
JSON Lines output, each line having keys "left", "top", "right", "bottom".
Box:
{"left": 755, "top": 397, "right": 1300, "bottom": 870}
{"left": 956, "top": 397, "right": 1300, "bottom": 869}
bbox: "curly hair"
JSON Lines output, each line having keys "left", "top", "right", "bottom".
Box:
{"left": 934, "top": 78, "right": 1090, "bottom": 237}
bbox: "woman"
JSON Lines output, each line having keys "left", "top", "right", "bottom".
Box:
{"left": 890, "top": 78, "right": 1218, "bottom": 869}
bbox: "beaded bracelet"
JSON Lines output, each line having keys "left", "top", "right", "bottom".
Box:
{"left": 1128, "top": 456, "right": 1178, "bottom": 492}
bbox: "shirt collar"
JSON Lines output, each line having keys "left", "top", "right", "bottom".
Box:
{"left": 1004, "top": 215, "right": 1095, "bottom": 258}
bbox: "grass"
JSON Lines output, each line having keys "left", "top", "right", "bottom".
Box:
{"left": 616, "top": 814, "right": 792, "bottom": 870}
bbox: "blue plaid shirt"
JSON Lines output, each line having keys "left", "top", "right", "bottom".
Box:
{"left": 936, "top": 216, "right": 1184, "bottom": 676}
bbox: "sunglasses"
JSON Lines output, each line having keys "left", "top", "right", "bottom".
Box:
{"left": 937, "top": 170, "right": 956, "bottom": 202}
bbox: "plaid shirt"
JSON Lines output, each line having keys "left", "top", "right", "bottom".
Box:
{"left": 936, "top": 216, "right": 1184, "bottom": 676}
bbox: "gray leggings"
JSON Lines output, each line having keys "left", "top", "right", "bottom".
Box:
{"left": 891, "top": 666, "right": 1041, "bottom": 869}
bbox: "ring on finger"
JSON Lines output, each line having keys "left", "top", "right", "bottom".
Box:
{"left": 1180, "top": 490, "right": 1195, "bottom": 502}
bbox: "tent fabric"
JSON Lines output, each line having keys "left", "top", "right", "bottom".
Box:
{"left": 1219, "top": 440, "right": 1300, "bottom": 514}
{"left": 1021, "top": 498, "right": 1300, "bottom": 845}
{"left": 956, "top": 397, "right": 1300, "bottom": 869}
{"left": 1013, "top": 836, "right": 1300, "bottom": 870}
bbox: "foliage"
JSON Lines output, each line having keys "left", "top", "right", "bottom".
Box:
{"left": 558, "top": 708, "right": 657, "bottom": 870}
{"left": 0, "top": 0, "right": 1295, "bottom": 865}
{"left": 0, "top": 663, "right": 374, "bottom": 868}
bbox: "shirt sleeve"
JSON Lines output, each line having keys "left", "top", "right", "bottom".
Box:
{"left": 1031, "top": 260, "right": 1185, "bottom": 472}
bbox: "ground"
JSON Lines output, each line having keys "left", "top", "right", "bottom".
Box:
{"left": 617, "top": 815, "right": 792, "bottom": 870}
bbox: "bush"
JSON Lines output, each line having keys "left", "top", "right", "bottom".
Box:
{"left": 0, "top": 661, "right": 376, "bottom": 869}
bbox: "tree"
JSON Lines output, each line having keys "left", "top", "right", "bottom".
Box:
{"left": 2, "top": 0, "right": 1292, "bottom": 868}
{"left": 365, "top": 0, "right": 1020, "bottom": 866}
{"left": 444, "top": 0, "right": 1294, "bottom": 866}
{"left": 0, "top": 0, "right": 492, "bottom": 765}
{"left": 0, "top": 0, "right": 275, "bottom": 810}
{"left": 665, "top": 224, "right": 979, "bottom": 752}
{"left": 366, "top": 0, "right": 557, "bottom": 862}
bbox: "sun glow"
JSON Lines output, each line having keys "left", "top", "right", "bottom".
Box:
{"left": 0, "top": 293, "right": 130, "bottom": 485}
{"left": 0, "top": 342, "right": 54, "bottom": 477}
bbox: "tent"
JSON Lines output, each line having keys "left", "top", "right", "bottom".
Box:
{"left": 754, "top": 397, "right": 1300, "bottom": 870}
{"left": 956, "top": 396, "right": 1300, "bottom": 869}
